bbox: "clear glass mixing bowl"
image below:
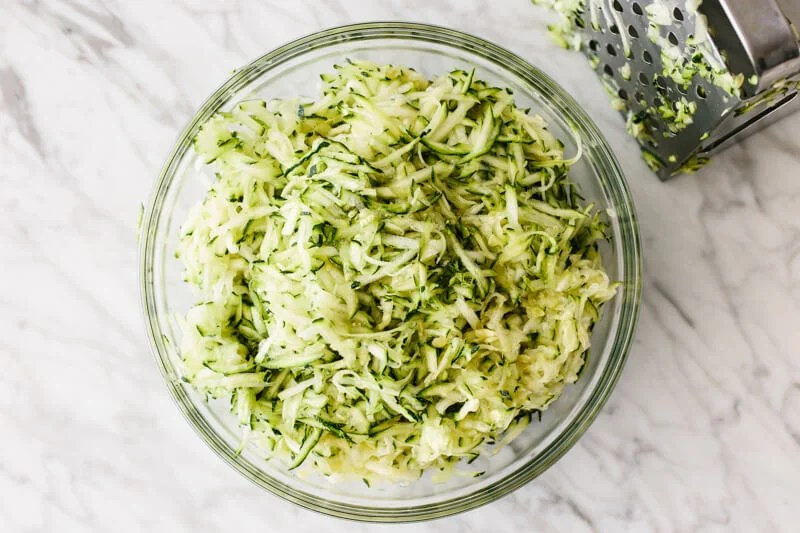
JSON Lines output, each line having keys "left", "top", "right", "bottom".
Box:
{"left": 139, "top": 22, "right": 641, "bottom": 522}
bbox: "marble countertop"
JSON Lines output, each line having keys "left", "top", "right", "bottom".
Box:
{"left": 2, "top": 0, "right": 798, "bottom": 531}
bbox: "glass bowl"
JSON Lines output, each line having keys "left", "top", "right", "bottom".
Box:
{"left": 139, "top": 22, "right": 641, "bottom": 522}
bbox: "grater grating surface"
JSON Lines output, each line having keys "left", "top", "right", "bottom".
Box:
{"left": 565, "top": 0, "right": 800, "bottom": 178}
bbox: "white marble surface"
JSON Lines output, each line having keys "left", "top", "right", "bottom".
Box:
{"left": 1, "top": 0, "right": 799, "bottom": 531}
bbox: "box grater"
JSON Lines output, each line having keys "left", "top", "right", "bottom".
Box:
{"left": 553, "top": 0, "right": 800, "bottom": 179}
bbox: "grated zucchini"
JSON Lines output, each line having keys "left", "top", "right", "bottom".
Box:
{"left": 176, "top": 60, "right": 617, "bottom": 483}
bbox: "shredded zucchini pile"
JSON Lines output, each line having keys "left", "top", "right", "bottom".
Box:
{"left": 177, "top": 60, "right": 616, "bottom": 482}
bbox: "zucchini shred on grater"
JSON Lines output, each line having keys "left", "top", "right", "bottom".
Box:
{"left": 533, "top": 0, "right": 800, "bottom": 179}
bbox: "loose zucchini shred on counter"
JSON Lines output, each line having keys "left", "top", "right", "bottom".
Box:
{"left": 176, "top": 60, "right": 617, "bottom": 483}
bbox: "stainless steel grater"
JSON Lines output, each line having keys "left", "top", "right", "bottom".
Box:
{"left": 569, "top": 0, "right": 800, "bottom": 179}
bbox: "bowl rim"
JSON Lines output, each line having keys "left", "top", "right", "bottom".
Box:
{"left": 139, "top": 21, "right": 642, "bottom": 522}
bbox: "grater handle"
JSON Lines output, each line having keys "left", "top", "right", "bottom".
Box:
{"left": 704, "top": 0, "right": 800, "bottom": 94}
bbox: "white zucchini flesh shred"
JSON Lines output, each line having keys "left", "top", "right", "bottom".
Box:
{"left": 177, "top": 60, "right": 617, "bottom": 483}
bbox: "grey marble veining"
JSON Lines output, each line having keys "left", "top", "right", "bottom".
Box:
{"left": 1, "top": 0, "right": 798, "bottom": 531}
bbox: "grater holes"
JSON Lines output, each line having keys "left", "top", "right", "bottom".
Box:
{"left": 609, "top": 24, "right": 620, "bottom": 35}
{"left": 667, "top": 32, "right": 679, "bottom": 46}
{"left": 634, "top": 90, "right": 644, "bottom": 102}
{"left": 638, "top": 72, "right": 649, "bottom": 85}
{"left": 673, "top": 7, "right": 684, "bottom": 22}
{"left": 612, "top": 0, "right": 623, "bottom": 12}
{"left": 642, "top": 50, "right": 653, "bottom": 64}
{"left": 677, "top": 84, "right": 687, "bottom": 95}
{"left": 588, "top": 39, "right": 599, "bottom": 51}
{"left": 606, "top": 43, "right": 617, "bottom": 56}
{"left": 603, "top": 64, "right": 614, "bottom": 77}
{"left": 632, "top": 2, "right": 643, "bottom": 15}
{"left": 618, "top": 88, "right": 628, "bottom": 100}
{"left": 628, "top": 25, "right": 639, "bottom": 38}
{"left": 655, "top": 76, "right": 668, "bottom": 89}
{"left": 696, "top": 85, "right": 707, "bottom": 98}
